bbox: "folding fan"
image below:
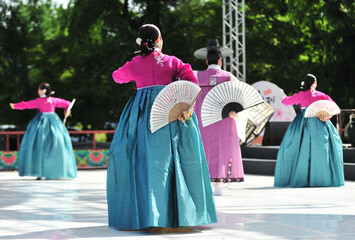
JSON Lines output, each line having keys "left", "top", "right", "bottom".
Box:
{"left": 243, "top": 102, "right": 274, "bottom": 144}
{"left": 304, "top": 100, "right": 340, "bottom": 118}
{"left": 201, "top": 81, "right": 264, "bottom": 127}
{"left": 150, "top": 81, "right": 202, "bottom": 133}
{"left": 63, "top": 98, "right": 76, "bottom": 125}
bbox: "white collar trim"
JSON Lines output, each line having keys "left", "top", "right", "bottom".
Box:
{"left": 207, "top": 64, "right": 221, "bottom": 70}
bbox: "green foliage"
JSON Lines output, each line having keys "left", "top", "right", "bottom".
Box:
{"left": 245, "top": 0, "right": 354, "bottom": 108}
{"left": 0, "top": 0, "right": 353, "bottom": 129}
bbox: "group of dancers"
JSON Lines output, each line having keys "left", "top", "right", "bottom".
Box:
{"left": 9, "top": 23, "right": 345, "bottom": 232}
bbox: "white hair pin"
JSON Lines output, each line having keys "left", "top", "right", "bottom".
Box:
{"left": 136, "top": 38, "right": 142, "bottom": 45}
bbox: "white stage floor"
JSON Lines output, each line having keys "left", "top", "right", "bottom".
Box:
{"left": 1, "top": 170, "right": 354, "bottom": 240}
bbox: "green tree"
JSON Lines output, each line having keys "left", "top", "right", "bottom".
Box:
{"left": 245, "top": 0, "right": 354, "bottom": 109}
{"left": 0, "top": 0, "right": 32, "bottom": 128}
{"left": 0, "top": 0, "right": 353, "bottom": 130}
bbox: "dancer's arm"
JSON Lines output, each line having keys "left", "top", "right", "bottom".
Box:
{"left": 281, "top": 92, "right": 300, "bottom": 106}
{"left": 112, "top": 59, "right": 135, "bottom": 84}
{"left": 174, "top": 57, "right": 198, "bottom": 85}
{"left": 11, "top": 99, "right": 39, "bottom": 110}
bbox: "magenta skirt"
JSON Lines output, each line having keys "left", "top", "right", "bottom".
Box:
{"left": 195, "top": 97, "right": 244, "bottom": 182}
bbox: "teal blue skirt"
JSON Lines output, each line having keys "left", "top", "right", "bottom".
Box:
{"left": 18, "top": 112, "right": 77, "bottom": 179}
{"left": 107, "top": 86, "right": 217, "bottom": 230}
{"left": 274, "top": 109, "right": 344, "bottom": 187}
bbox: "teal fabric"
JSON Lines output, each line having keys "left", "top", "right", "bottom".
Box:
{"left": 107, "top": 86, "right": 217, "bottom": 230}
{"left": 18, "top": 112, "right": 77, "bottom": 179}
{"left": 274, "top": 109, "right": 344, "bottom": 187}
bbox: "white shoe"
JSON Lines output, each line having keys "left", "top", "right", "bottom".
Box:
{"left": 213, "top": 182, "right": 223, "bottom": 196}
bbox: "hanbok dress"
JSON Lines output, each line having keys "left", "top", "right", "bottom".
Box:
{"left": 107, "top": 48, "right": 217, "bottom": 230}
{"left": 274, "top": 90, "right": 344, "bottom": 187}
{"left": 194, "top": 65, "right": 244, "bottom": 182}
{"left": 13, "top": 97, "right": 77, "bottom": 179}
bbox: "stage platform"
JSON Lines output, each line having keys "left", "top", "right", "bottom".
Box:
{"left": 1, "top": 170, "right": 355, "bottom": 239}
{"left": 242, "top": 145, "right": 355, "bottom": 180}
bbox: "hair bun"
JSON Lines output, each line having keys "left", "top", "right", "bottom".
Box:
{"left": 137, "top": 24, "right": 161, "bottom": 55}
{"left": 300, "top": 74, "right": 316, "bottom": 91}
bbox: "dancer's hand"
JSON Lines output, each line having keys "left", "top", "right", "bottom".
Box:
{"left": 178, "top": 111, "right": 190, "bottom": 123}
{"left": 318, "top": 114, "right": 328, "bottom": 122}
{"left": 64, "top": 110, "right": 71, "bottom": 117}
{"left": 9, "top": 103, "right": 14, "bottom": 109}
{"left": 229, "top": 111, "right": 239, "bottom": 120}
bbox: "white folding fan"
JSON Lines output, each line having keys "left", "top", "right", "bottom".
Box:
{"left": 243, "top": 102, "right": 274, "bottom": 144}
{"left": 201, "top": 80, "right": 264, "bottom": 127}
{"left": 304, "top": 100, "right": 340, "bottom": 118}
{"left": 236, "top": 102, "right": 275, "bottom": 144}
{"left": 63, "top": 98, "right": 76, "bottom": 125}
{"left": 150, "top": 81, "right": 202, "bottom": 133}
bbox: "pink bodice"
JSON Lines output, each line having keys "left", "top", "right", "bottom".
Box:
{"left": 13, "top": 97, "right": 71, "bottom": 113}
{"left": 282, "top": 90, "right": 334, "bottom": 108}
{"left": 112, "top": 49, "right": 197, "bottom": 88}
{"left": 196, "top": 66, "right": 231, "bottom": 87}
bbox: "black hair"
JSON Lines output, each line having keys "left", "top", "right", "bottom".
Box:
{"left": 300, "top": 74, "right": 317, "bottom": 91}
{"left": 138, "top": 24, "right": 161, "bottom": 55}
{"left": 38, "top": 82, "right": 52, "bottom": 97}
{"left": 207, "top": 50, "right": 222, "bottom": 65}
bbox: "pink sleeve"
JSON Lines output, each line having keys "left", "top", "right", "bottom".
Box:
{"left": 112, "top": 60, "right": 134, "bottom": 84}
{"left": 13, "top": 99, "right": 39, "bottom": 110}
{"left": 54, "top": 98, "right": 71, "bottom": 110}
{"left": 319, "top": 92, "right": 334, "bottom": 103}
{"left": 174, "top": 57, "right": 198, "bottom": 84}
{"left": 281, "top": 92, "right": 300, "bottom": 106}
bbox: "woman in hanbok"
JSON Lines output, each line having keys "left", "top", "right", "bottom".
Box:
{"left": 274, "top": 74, "right": 344, "bottom": 187}
{"left": 193, "top": 39, "right": 244, "bottom": 196}
{"left": 10, "top": 82, "right": 77, "bottom": 180}
{"left": 107, "top": 24, "right": 216, "bottom": 232}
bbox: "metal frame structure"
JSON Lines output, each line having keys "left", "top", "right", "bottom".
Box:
{"left": 222, "top": 0, "right": 246, "bottom": 82}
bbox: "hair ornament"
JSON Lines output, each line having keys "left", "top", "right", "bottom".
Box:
{"left": 136, "top": 38, "right": 142, "bottom": 45}
{"left": 43, "top": 89, "right": 47, "bottom": 93}
{"left": 310, "top": 86, "right": 316, "bottom": 97}
{"left": 300, "top": 81, "right": 305, "bottom": 90}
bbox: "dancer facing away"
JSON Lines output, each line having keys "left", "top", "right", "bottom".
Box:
{"left": 107, "top": 24, "right": 217, "bottom": 232}
{"left": 274, "top": 74, "right": 344, "bottom": 187}
{"left": 193, "top": 39, "right": 244, "bottom": 196}
{"left": 10, "top": 82, "right": 77, "bottom": 180}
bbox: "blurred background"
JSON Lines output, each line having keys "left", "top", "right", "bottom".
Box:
{"left": 0, "top": 0, "right": 354, "bottom": 130}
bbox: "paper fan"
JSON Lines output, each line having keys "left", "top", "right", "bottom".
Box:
{"left": 150, "top": 81, "right": 201, "bottom": 133}
{"left": 243, "top": 102, "right": 274, "bottom": 144}
{"left": 201, "top": 81, "right": 264, "bottom": 127}
{"left": 63, "top": 98, "right": 76, "bottom": 125}
{"left": 304, "top": 100, "right": 340, "bottom": 118}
